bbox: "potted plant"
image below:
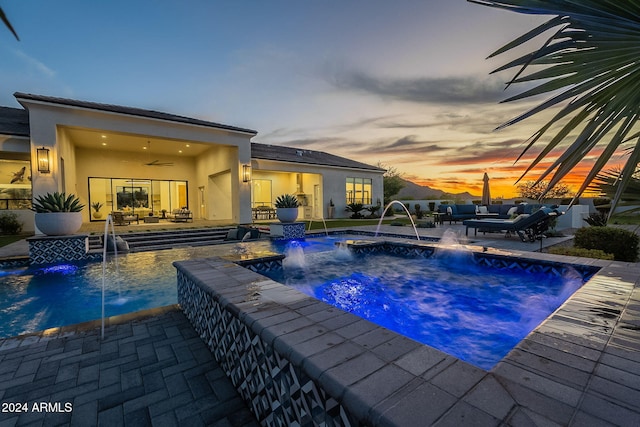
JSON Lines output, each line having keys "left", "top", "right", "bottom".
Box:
{"left": 91, "top": 201, "right": 104, "bottom": 219}
{"left": 274, "top": 194, "right": 299, "bottom": 223}
{"left": 32, "top": 192, "right": 85, "bottom": 236}
{"left": 327, "top": 198, "right": 335, "bottom": 219}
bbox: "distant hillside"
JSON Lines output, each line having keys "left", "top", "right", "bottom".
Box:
{"left": 394, "top": 178, "right": 478, "bottom": 200}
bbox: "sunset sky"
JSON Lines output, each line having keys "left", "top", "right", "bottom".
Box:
{"left": 0, "top": 1, "right": 625, "bottom": 198}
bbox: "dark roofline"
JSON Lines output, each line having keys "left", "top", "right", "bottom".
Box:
{"left": 251, "top": 142, "right": 385, "bottom": 172}
{"left": 14, "top": 92, "right": 257, "bottom": 136}
{"left": 0, "top": 106, "right": 29, "bottom": 137}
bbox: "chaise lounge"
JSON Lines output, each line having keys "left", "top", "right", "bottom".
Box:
{"left": 462, "top": 207, "right": 559, "bottom": 242}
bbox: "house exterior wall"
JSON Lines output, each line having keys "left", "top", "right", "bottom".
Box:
{"left": 252, "top": 159, "right": 384, "bottom": 219}
{"left": 18, "top": 97, "right": 254, "bottom": 225}
{"left": 195, "top": 144, "right": 252, "bottom": 224}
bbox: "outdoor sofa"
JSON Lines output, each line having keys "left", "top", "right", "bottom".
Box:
{"left": 462, "top": 207, "right": 559, "bottom": 242}
{"left": 437, "top": 203, "right": 548, "bottom": 223}
{"left": 168, "top": 209, "right": 193, "bottom": 222}
{"left": 437, "top": 204, "right": 478, "bottom": 223}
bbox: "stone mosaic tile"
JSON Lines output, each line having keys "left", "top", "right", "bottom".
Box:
{"left": 176, "top": 264, "right": 357, "bottom": 426}
{"left": 27, "top": 235, "right": 92, "bottom": 265}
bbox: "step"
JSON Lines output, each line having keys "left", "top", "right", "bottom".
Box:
{"left": 87, "top": 227, "right": 235, "bottom": 252}
{"left": 123, "top": 230, "right": 229, "bottom": 243}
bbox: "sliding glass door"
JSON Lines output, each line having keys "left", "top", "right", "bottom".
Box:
{"left": 88, "top": 177, "right": 188, "bottom": 221}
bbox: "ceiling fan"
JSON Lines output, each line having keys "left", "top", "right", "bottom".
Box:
{"left": 143, "top": 141, "right": 174, "bottom": 166}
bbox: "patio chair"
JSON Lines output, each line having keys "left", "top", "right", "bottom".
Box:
{"left": 462, "top": 207, "right": 559, "bottom": 242}
{"left": 111, "top": 211, "right": 138, "bottom": 226}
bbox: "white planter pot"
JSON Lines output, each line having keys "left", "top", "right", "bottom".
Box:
{"left": 35, "top": 212, "right": 83, "bottom": 236}
{"left": 276, "top": 207, "right": 298, "bottom": 223}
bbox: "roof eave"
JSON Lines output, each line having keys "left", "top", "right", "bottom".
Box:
{"left": 14, "top": 92, "right": 258, "bottom": 136}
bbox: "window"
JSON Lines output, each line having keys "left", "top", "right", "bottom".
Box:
{"left": 0, "top": 159, "right": 32, "bottom": 210}
{"left": 88, "top": 177, "right": 188, "bottom": 221}
{"left": 346, "top": 177, "right": 372, "bottom": 204}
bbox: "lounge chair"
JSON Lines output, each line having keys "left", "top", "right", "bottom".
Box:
{"left": 462, "top": 207, "right": 559, "bottom": 242}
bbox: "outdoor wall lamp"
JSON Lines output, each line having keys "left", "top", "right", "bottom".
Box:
{"left": 242, "top": 164, "right": 252, "bottom": 182}
{"left": 37, "top": 147, "right": 50, "bottom": 173}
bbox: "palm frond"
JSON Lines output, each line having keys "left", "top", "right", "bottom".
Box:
{"left": 0, "top": 7, "right": 18, "bottom": 40}
{"left": 471, "top": 0, "right": 640, "bottom": 213}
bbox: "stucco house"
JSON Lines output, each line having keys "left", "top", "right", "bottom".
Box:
{"left": 0, "top": 92, "right": 384, "bottom": 232}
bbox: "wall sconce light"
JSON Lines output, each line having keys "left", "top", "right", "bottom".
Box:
{"left": 37, "top": 147, "right": 50, "bottom": 173}
{"left": 242, "top": 164, "right": 252, "bottom": 182}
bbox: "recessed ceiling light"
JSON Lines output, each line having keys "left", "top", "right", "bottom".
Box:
{"left": 143, "top": 146, "right": 147, "bottom": 150}
{"left": 178, "top": 150, "right": 183, "bottom": 153}
{"left": 101, "top": 135, "right": 107, "bottom": 139}
{"left": 185, "top": 144, "right": 190, "bottom": 148}
{"left": 101, "top": 142, "right": 107, "bottom": 146}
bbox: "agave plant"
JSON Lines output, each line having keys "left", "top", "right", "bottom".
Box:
{"left": 32, "top": 192, "right": 85, "bottom": 213}
{"left": 90, "top": 201, "right": 104, "bottom": 212}
{"left": 471, "top": 0, "right": 640, "bottom": 214}
{"left": 274, "top": 194, "right": 299, "bottom": 208}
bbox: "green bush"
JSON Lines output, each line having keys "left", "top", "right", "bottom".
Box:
{"left": 548, "top": 246, "right": 614, "bottom": 260}
{"left": 574, "top": 226, "right": 639, "bottom": 262}
{"left": 0, "top": 212, "right": 23, "bottom": 235}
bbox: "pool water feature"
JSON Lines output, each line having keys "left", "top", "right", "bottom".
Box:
{"left": 261, "top": 242, "right": 591, "bottom": 370}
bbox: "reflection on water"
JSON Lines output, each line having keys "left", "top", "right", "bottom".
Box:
{"left": 263, "top": 250, "right": 585, "bottom": 370}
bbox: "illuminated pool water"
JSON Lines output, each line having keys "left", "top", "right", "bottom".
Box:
{"left": 0, "top": 236, "right": 361, "bottom": 338}
{"left": 0, "top": 234, "right": 593, "bottom": 370}
{"left": 260, "top": 243, "right": 588, "bottom": 369}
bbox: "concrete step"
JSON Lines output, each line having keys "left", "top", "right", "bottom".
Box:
{"left": 87, "top": 227, "right": 234, "bottom": 252}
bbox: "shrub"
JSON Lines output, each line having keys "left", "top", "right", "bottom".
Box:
{"left": 548, "top": 246, "right": 614, "bottom": 260}
{"left": 414, "top": 204, "right": 423, "bottom": 219}
{"left": 574, "top": 226, "right": 639, "bottom": 262}
{"left": 0, "top": 212, "right": 23, "bottom": 235}
{"left": 417, "top": 221, "right": 435, "bottom": 228}
{"left": 346, "top": 203, "right": 366, "bottom": 219}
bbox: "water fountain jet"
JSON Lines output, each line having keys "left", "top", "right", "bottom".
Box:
{"left": 375, "top": 200, "right": 420, "bottom": 240}
{"left": 307, "top": 216, "right": 329, "bottom": 237}
{"left": 101, "top": 213, "right": 119, "bottom": 339}
{"left": 283, "top": 241, "right": 306, "bottom": 270}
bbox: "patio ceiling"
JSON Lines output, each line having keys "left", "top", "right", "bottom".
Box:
{"left": 64, "top": 127, "right": 213, "bottom": 157}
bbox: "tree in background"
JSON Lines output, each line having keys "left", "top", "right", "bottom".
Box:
{"left": 471, "top": 1, "right": 640, "bottom": 213}
{"left": 517, "top": 180, "right": 571, "bottom": 201}
{"left": 378, "top": 162, "right": 405, "bottom": 205}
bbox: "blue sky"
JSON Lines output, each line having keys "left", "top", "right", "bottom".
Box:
{"left": 0, "top": 0, "right": 558, "bottom": 197}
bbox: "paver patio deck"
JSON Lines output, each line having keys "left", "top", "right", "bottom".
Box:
{"left": 0, "top": 306, "right": 258, "bottom": 426}
{"left": 0, "top": 222, "right": 638, "bottom": 425}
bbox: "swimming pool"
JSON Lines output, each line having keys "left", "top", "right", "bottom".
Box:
{"left": 259, "top": 241, "right": 592, "bottom": 369}
{"left": 0, "top": 233, "right": 595, "bottom": 370}
{"left": 0, "top": 236, "right": 360, "bottom": 338}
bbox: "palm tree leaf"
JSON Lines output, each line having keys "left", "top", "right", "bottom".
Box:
{"left": 0, "top": 7, "right": 18, "bottom": 40}
{"left": 610, "top": 143, "right": 640, "bottom": 214}
{"left": 473, "top": 0, "right": 640, "bottom": 207}
{"left": 574, "top": 114, "right": 638, "bottom": 203}
{"left": 485, "top": 16, "right": 568, "bottom": 59}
